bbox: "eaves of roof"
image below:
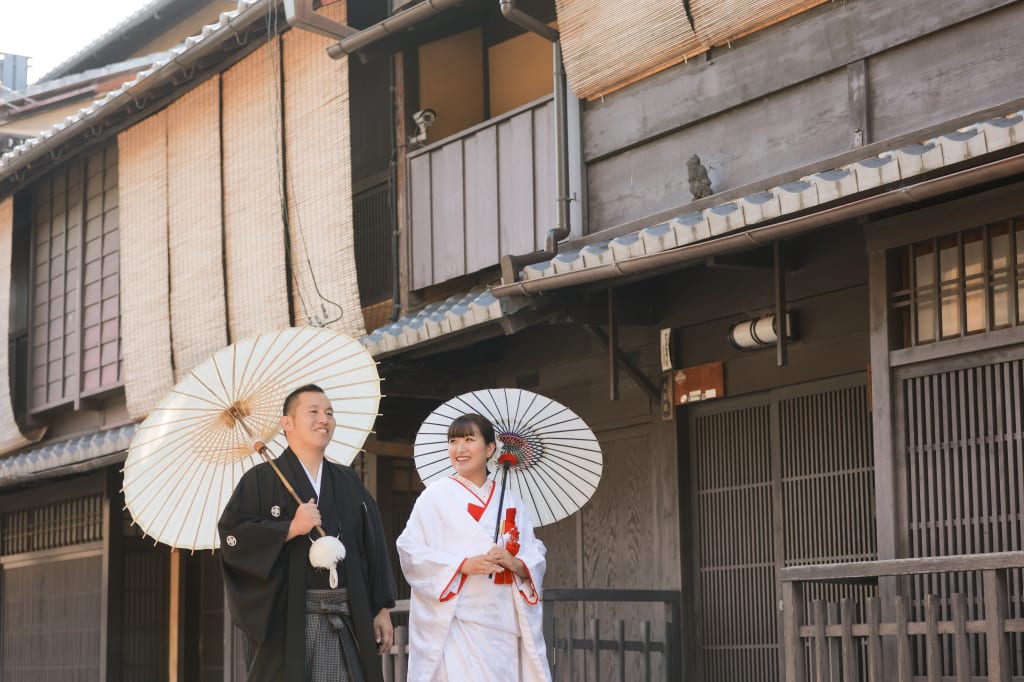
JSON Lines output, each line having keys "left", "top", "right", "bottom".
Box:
{"left": 40, "top": 0, "right": 207, "bottom": 82}
{"left": 0, "top": 0, "right": 266, "bottom": 188}
{"left": 0, "top": 423, "right": 136, "bottom": 490}
{"left": 491, "top": 109, "right": 1024, "bottom": 297}
{"left": 360, "top": 288, "right": 542, "bottom": 359}
{"left": 1, "top": 53, "right": 173, "bottom": 119}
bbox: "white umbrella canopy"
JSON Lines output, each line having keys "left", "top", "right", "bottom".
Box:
{"left": 413, "top": 388, "right": 603, "bottom": 527}
{"left": 122, "top": 326, "right": 381, "bottom": 551}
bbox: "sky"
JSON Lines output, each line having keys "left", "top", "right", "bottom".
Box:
{"left": 1, "top": 0, "right": 155, "bottom": 84}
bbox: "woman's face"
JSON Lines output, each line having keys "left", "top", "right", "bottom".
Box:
{"left": 448, "top": 423, "right": 495, "bottom": 482}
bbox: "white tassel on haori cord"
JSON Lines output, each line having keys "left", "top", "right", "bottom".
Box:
{"left": 309, "top": 536, "right": 347, "bottom": 588}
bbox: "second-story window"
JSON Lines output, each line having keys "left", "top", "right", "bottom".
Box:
{"left": 28, "top": 141, "right": 121, "bottom": 412}
{"left": 890, "top": 219, "right": 1024, "bottom": 348}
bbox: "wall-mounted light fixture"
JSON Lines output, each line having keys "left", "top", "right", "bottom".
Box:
{"left": 728, "top": 312, "right": 795, "bottom": 351}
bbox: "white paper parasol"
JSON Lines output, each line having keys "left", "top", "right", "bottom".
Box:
{"left": 122, "top": 326, "right": 381, "bottom": 551}
{"left": 413, "top": 388, "right": 603, "bottom": 527}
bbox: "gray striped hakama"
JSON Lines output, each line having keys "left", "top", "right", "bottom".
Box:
{"left": 305, "top": 589, "right": 365, "bottom": 682}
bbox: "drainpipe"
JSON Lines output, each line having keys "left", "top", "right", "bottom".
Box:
{"left": 283, "top": 0, "right": 357, "bottom": 40}
{"left": 498, "top": 0, "right": 572, "bottom": 284}
{"left": 327, "top": 0, "right": 468, "bottom": 58}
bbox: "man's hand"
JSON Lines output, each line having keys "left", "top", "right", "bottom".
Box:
{"left": 374, "top": 608, "right": 393, "bottom": 654}
{"left": 286, "top": 498, "right": 321, "bottom": 540}
{"left": 461, "top": 554, "right": 502, "bottom": 575}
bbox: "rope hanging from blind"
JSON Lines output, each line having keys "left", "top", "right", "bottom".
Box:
{"left": 222, "top": 42, "right": 291, "bottom": 342}
{"left": 0, "top": 197, "right": 46, "bottom": 454}
{"left": 555, "top": 0, "right": 829, "bottom": 100}
{"left": 282, "top": 0, "right": 366, "bottom": 338}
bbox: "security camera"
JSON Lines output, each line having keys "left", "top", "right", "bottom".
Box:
{"left": 412, "top": 109, "right": 436, "bottom": 128}
{"left": 409, "top": 108, "right": 437, "bottom": 147}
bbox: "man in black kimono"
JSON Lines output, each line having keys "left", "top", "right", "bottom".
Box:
{"left": 219, "top": 384, "right": 396, "bottom": 682}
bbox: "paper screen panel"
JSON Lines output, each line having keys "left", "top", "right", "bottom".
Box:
{"left": 222, "top": 42, "right": 290, "bottom": 341}
{"left": 166, "top": 77, "right": 228, "bottom": 380}
{"left": 0, "top": 197, "right": 45, "bottom": 453}
{"left": 556, "top": 0, "right": 828, "bottom": 100}
{"left": 118, "top": 113, "right": 175, "bottom": 419}
{"left": 282, "top": 0, "right": 365, "bottom": 337}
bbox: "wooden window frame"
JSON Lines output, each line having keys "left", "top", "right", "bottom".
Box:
{"left": 865, "top": 180, "right": 1024, "bottom": 368}
{"left": 26, "top": 141, "right": 122, "bottom": 415}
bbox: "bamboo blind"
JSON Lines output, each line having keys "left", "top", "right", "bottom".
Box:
{"left": 118, "top": 112, "right": 175, "bottom": 420}
{"left": 555, "top": 0, "right": 829, "bottom": 100}
{"left": 0, "top": 197, "right": 45, "bottom": 454}
{"left": 282, "top": 0, "right": 365, "bottom": 337}
{"left": 221, "top": 42, "right": 290, "bottom": 341}
{"left": 166, "top": 77, "right": 227, "bottom": 381}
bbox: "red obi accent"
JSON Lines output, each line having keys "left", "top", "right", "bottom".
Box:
{"left": 494, "top": 508, "right": 521, "bottom": 585}
{"left": 467, "top": 503, "right": 485, "bottom": 521}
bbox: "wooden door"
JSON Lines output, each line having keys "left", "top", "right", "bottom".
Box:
{"left": 689, "top": 375, "right": 875, "bottom": 681}
{"left": 895, "top": 349, "right": 1024, "bottom": 676}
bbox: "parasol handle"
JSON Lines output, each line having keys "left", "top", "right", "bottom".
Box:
{"left": 492, "top": 459, "right": 512, "bottom": 543}
{"left": 252, "top": 440, "right": 328, "bottom": 538}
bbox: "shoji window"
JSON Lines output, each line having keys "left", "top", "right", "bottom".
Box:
{"left": 29, "top": 141, "right": 121, "bottom": 412}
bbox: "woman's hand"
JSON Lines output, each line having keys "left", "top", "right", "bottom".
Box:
{"left": 461, "top": 554, "right": 502, "bottom": 575}
{"left": 487, "top": 545, "right": 528, "bottom": 578}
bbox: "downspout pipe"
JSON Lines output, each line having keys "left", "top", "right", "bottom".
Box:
{"left": 498, "top": 0, "right": 572, "bottom": 284}
{"left": 327, "top": 0, "right": 468, "bottom": 58}
{"left": 283, "top": 0, "right": 358, "bottom": 41}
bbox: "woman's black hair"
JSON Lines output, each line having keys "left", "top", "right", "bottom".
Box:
{"left": 447, "top": 413, "right": 496, "bottom": 447}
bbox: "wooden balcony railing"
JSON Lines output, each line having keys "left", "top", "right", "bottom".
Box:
{"left": 381, "top": 588, "right": 682, "bottom": 682}
{"left": 780, "top": 551, "right": 1024, "bottom": 682}
{"left": 406, "top": 95, "right": 556, "bottom": 290}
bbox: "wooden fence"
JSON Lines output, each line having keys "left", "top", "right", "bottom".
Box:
{"left": 382, "top": 588, "right": 682, "bottom": 682}
{"left": 780, "top": 551, "right": 1024, "bottom": 681}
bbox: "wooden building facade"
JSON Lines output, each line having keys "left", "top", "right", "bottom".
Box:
{"left": 1, "top": 0, "right": 1023, "bottom": 680}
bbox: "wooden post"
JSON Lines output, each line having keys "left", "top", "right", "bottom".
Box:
{"left": 774, "top": 241, "right": 788, "bottom": 367}
{"left": 840, "top": 599, "right": 859, "bottom": 682}
{"left": 951, "top": 593, "right": 970, "bottom": 682}
{"left": 616, "top": 619, "right": 626, "bottom": 682}
{"left": 169, "top": 548, "right": 180, "bottom": 682}
{"left": 813, "top": 600, "right": 827, "bottom": 682}
{"left": 827, "top": 602, "right": 841, "bottom": 682}
{"left": 543, "top": 593, "right": 555, "bottom": 671}
{"left": 924, "top": 594, "right": 940, "bottom": 682}
{"left": 566, "top": 617, "right": 575, "bottom": 682}
{"left": 782, "top": 580, "right": 807, "bottom": 682}
{"left": 395, "top": 625, "right": 408, "bottom": 682}
{"left": 983, "top": 569, "right": 1010, "bottom": 682}
{"left": 865, "top": 597, "right": 883, "bottom": 682}
{"left": 895, "top": 596, "right": 912, "bottom": 682}
{"left": 642, "top": 620, "right": 652, "bottom": 682}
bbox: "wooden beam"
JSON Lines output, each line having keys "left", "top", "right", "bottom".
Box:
{"left": 169, "top": 549, "right": 180, "bottom": 682}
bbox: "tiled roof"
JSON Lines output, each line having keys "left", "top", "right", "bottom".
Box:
{"left": 41, "top": 0, "right": 201, "bottom": 82}
{"left": 510, "top": 111, "right": 1024, "bottom": 285}
{"left": 0, "top": 423, "right": 136, "bottom": 488}
{"left": 360, "top": 289, "right": 528, "bottom": 357}
{"left": 0, "top": 0, "right": 264, "bottom": 179}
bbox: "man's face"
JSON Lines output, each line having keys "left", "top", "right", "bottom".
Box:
{"left": 280, "top": 391, "right": 336, "bottom": 454}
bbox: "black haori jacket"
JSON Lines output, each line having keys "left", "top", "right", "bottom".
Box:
{"left": 219, "top": 448, "right": 396, "bottom": 682}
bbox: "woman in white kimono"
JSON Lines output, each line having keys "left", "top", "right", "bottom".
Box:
{"left": 397, "top": 413, "right": 551, "bottom": 682}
